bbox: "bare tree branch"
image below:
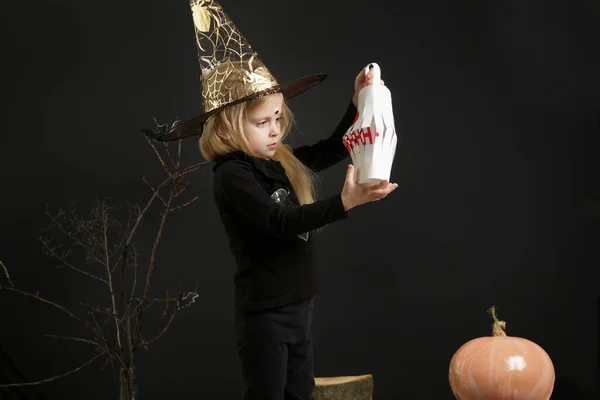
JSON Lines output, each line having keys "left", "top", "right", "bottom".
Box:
{"left": 86, "top": 310, "right": 127, "bottom": 370}
{"left": 80, "top": 302, "right": 116, "bottom": 319}
{"left": 102, "top": 204, "right": 124, "bottom": 361}
{"left": 138, "top": 289, "right": 199, "bottom": 350}
{"left": 108, "top": 203, "right": 137, "bottom": 262}
{"left": 39, "top": 237, "right": 108, "bottom": 284}
{"left": 128, "top": 245, "right": 138, "bottom": 305}
{"left": 176, "top": 140, "right": 182, "bottom": 169}
{"left": 0, "top": 351, "right": 107, "bottom": 388}
{"left": 140, "top": 297, "right": 178, "bottom": 312}
{"left": 0, "top": 286, "right": 98, "bottom": 336}
{"left": 44, "top": 334, "right": 101, "bottom": 347}
{"left": 170, "top": 195, "right": 200, "bottom": 212}
{"left": 133, "top": 191, "right": 174, "bottom": 345}
{"left": 142, "top": 177, "right": 167, "bottom": 208}
{"left": 126, "top": 161, "right": 206, "bottom": 250}
{"left": 173, "top": 185, "right": 186, "bottom": 198}
{"left": 174, "top": 180, "right": 194, "bottom": 192}
{"left": 44, "top": 204, "right": 106, "bottom": 267}
{"left": 144, "top": 134, "right": 170, "bottom": 174}
{"left": 119, "top": 244, "right": 135, "bottom": 378}
{"left": 0, "top": 259, "right": 14, "bottom": 287}
{"left": 160, "top": 291, "right": 171, "bottom": 319}
{"left": 139, "top": 311, "right": 177, "bottom": 350}
{"left": 162, "top": 141, "right": 177, "bottom": 170}
{"left": 0, "top": 133, "right": 204, "bottom": 395}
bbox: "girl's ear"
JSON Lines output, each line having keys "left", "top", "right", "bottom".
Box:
{"left": 216, "top": 128, "right": 231, "bottom": 142}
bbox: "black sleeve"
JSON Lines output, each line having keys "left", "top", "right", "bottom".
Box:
{"left": 214, "top": 160, "right": 348, "bottom": 238}
{"left": 292, "top": 102, "right": 357, "bottom": 172}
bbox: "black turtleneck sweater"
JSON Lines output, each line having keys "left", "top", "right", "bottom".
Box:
{"left": 212, "top": 102, "right": 357, "bottom": 313}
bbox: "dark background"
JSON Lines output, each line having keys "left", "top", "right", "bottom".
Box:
{"left": 1, "top": 0, "right": 599, "bottom": 398}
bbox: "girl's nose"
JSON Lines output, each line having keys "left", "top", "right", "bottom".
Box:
{"left": 270, "top": 124, "right": 280, "bottom": 136}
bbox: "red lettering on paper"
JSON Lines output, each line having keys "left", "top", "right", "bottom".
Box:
{"left": 343, "top": 134, "right": 353, "bottom": 152}
{"left": 343, "top": 125, "right": 382, "bottom": 152}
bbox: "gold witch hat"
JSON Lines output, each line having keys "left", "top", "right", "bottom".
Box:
{"left": 148, "top": 0, "right": 327, "bottom": 142}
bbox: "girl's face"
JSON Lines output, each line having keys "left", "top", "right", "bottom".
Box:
{"left": 243, "top": 94, "right": 284, "bottom": 160}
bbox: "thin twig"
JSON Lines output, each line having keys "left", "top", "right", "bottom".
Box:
{"left": 108, "top": 203, "right": 135, "bottom": 261}
{"left": 176, "top": 140, "right": 182, "bottom": 169}
{"left": 144, "top": 135, "right": 170, "bottom": 174}
{"left": 140, "top": 312, "right": 177, "bottom": 349}
{"left": 88, "top": 310, "right": 106, "bottom": 338}
{"left": 87, "top": 311, "right": 126, "bottom": 369}
{"left": 119, "top": 244, "right": 135, "bottom": 375}
{"left": 128, "top": 245, "right": 138, "bottom": 304}
{"left": 102, "top": 205, "right": 124, "bottom": 360}
{"left": 170, "top": 195, "right": 200, "bottom": 212}
{"left": 133, "top": 191, "right": 174, "bottom": 343}
{"left": 0, "top": 351, "right": 107, "bottom": 387}
{"left": 1, "top": 286, "right": 98, "bottom": 335}
{"left": 177, "top": 164, "right": 204, "bottom": 178}
{"left": 80, "top": 302, "right": 116, "bottom": 318}
{"left": 162, "top": 142, "right": 177, "bottom": 170}
{"left": 0, "top": 260, "right": 14, "bottom": 287}
{"left": 44, "top": 206, "right": 107, "bottom": 267}
{"left": 44, "top": 334, "right": 101, "bottom": 347}
{"left": 173, "top": 184, "right": 187, "bottom": 198}
{"left": 125, "top": 161, "right": 206, "bottom": 249}
{"left": 145, "top": 296, "right": 179, "bottom": 303}
{"left": 172, "top": 176, "right": 198, "bottom": 199}
{"left": 142, "top": 178, "right": 167, "bottom": 208}
{"left": 40, "top": 238, "right": 108, "bottom": 284}
{"left": 161, "top": 291, "right": 170, "bottom": 319}
{"left": 128, "top": 296, "right": 171, "bottom": 315}
{"left": 174, "top": 180, "right": 195, "bottom": 190}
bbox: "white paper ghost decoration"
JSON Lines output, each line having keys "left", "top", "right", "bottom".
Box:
{"left": 343, "top": 63, "right": 398, "bottom": 184}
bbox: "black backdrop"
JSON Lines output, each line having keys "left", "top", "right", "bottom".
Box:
{"left": 1, "top": 0, "right": 599, "bottom": 399}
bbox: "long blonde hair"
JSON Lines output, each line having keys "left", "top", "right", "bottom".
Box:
{"left": 199, "top": 94, "right": 316, "bottom": 205}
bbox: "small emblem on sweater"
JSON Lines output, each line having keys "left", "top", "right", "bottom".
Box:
{"left": 270, "top": 188, "right": 309, "bottom": 242}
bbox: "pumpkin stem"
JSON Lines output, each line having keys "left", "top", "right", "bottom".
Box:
{"left": 488, "top": 306, "right": 507, "bottom": 336}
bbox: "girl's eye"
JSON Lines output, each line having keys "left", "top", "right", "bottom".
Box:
{"left": 257, "top": 121, "right": 267, "bottom": 127}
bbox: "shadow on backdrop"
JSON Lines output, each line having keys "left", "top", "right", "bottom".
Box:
{"left": 0, "top": 345, "right": 48, "bottom": 400}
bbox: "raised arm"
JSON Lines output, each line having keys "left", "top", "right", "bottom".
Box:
{"left": 292, "top": 66, "right": 383, "bottom": 173}
{"left": 292, "top": 101, "right": 357, "bottom": 173}
{"left": 214, "top": 160, "right": 348, "bottom": 238}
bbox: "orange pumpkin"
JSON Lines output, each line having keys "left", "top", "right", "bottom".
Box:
{"left": 448, "top": 307, "right": 555, "bottom": 400}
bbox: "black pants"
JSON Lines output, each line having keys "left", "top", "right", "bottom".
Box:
{"left": 235, "top": 296, "right": 315, "bottom": 400}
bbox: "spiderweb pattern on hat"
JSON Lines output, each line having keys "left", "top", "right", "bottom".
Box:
{"left": 143, "top": 0, "right": 328, "bottom": 142}
{"left": 190, "top": 0, "right": 278, "bottom": 113}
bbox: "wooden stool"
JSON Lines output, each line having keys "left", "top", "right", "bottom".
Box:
{"left": 313, "top": 374, "right": 374, "bottom": 400}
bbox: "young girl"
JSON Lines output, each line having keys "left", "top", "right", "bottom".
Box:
{"left": 198, "top": 66, "right": 398, "bottom": 399}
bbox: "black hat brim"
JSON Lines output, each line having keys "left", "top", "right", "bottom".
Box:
{"left": 147, "top": 73, "right": 327, "bottom": 142}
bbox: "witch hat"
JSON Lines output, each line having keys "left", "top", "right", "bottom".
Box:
{"left": 146, "top": 0, "right": 327, "bottom": 142}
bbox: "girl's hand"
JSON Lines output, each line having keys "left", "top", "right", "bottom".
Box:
{"left": 341, "top": 164, "right": 398, "bottom": 211}
{"left": 353, "top": 64, "right": 386, "bottom": 107}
